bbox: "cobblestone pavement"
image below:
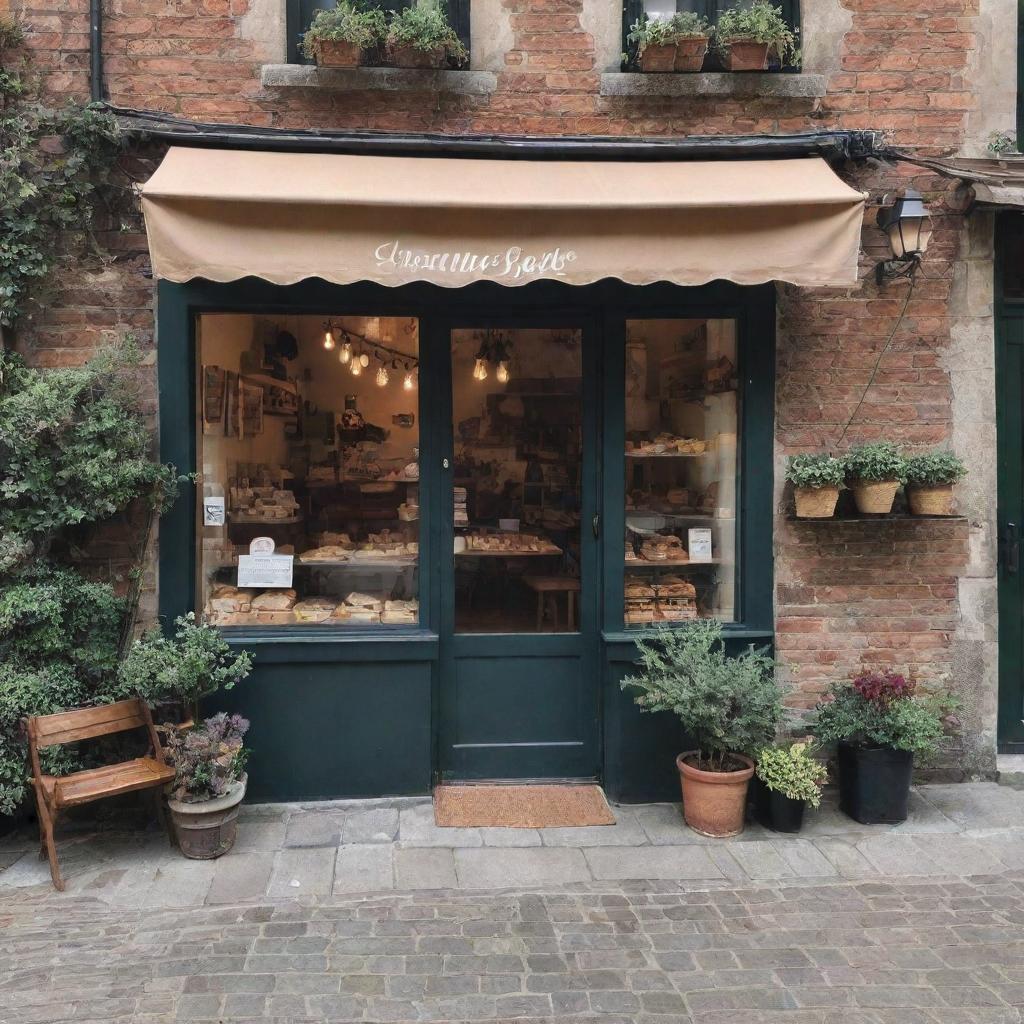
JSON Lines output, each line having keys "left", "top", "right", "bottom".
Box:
{"left": 1, "top": 782, "right": 1024, "bottom": 1022}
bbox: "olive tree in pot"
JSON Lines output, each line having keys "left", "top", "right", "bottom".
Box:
{"left": 300, "top": 3, "right": 386, "bottom": 68}
{"left": 752, "top": 741, "right": 828, "bottom": 833}
{"left": 623, "top": 620, "right": 783, "bottom": 837}
{"left": 786, "top": 453, "right": 846, "bottom": 519}
{"left": 904, "top": 450, "right": 967, "bottom": 516}
{"left": 814, "top": 669, "right": 956, "bottom": 824}
{"left": 715, "top": 0, "right": 798, "bottom": 72}
{"left": 627, "top": 11, "right": 710, "bottom": 72}
{"left": 844, "top": 441, "right": 907, "bottom": 515}
{"left": 160, "top": 713, "right": 250, "bottom": 859}
{"left": 386, "top": 0, "right": 467, "bottom": 69}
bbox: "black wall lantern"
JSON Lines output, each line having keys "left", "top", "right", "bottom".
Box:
{"left": 875, "top": 188, "right": 933, "bottom": 285}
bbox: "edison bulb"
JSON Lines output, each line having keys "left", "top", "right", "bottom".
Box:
{"left": 473, "top": 358, "right": 488, "bottom": 381}
{"left": 376, "top": 365, "right": 389, "bottom": 387}
{"left": 360, "top": 353, "right": 370, "bottom": 368}
{"left": 350, "top": 358, "right": 362, "bottom": 376}
{"left": 323, "top": 330, "right": 335, "bottom": 351}
{"left": 403, "top": 372, "right": 415, "bottom": 391}
{"left": 496, "top": 361, "right": 510, "bottom": 384}
{"left": 339, "top": 341, "right": 352, "bottom": 364}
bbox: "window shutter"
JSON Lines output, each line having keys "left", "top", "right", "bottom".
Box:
{"left": 448, "top": 0, "right": 471, "bottom": 55}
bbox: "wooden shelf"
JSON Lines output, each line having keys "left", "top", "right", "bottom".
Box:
{"left": 229, "top": 513, "right": 303, "bottom": 525}
{"left": 242, "top": 373, "right": 298, "bottom": 394}
{"left": 786, "top": 515, "right": 967, "bottom": 524}
{"left": 626, "top": 451, "right": 707, "bottom": 459}
{"left": 626, "top": 559, "right": 721, "bottom": 569}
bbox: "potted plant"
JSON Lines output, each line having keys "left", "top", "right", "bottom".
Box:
{"left": 844, "top": 441, "right": 907, "bottom": 515}
{"left": 785, "top": 452, "right": 846, "bottom": 519}
{"left": 753, "top": 740, "right": 828, "bottom": 833}
{"left": 904, "top": 449, "right": 967, "bottom": 516}
{"left": 300, "top": 3, "right": 386, "bottom": 68}
{"left": 386, "top": 0, "right": 467, "bottom": 69}
{"left": 627, "top": 12, "right": 710, "bottom": 73}
{"left": 814, "top": 670, "right": 956, "bottom": 824}
{"left": 162, "top": 713, "right": 250, "bottom": 859}
{"left": 715, "top": 0, "right": 798, "bottom": 72}
{"left": 623, "top": 620, "right": 783, "bottom": 837}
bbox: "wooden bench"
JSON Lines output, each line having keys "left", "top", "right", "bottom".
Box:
{"left": 25, "top": 698, "right": 175, "bottom": 891}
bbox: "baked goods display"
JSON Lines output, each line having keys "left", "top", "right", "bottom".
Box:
{"left": 230, "top": 485, "right": 300, "bottom": 522}
{"left": 626, "top": 434, "right": 707, "bottom": 457}
{"left": 462, "top": 532, "right": 561, "bottom": 554}
{"left": 624, "top": 574, "right": 698, "bottom": 624}
{"left": 640, "top": 535, "right": 689, "bottom": 563}
{"left": 203, "top": 586, "right": 418, "bottom": 627}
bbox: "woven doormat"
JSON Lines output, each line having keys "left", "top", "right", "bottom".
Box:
{"left": 434, "top": 784, "right": 615, "bottom": 828}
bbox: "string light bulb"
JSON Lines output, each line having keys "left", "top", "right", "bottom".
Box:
{"left": 350, "top": 357, "right": 362, "bottom": 377}
{"left": 360, "top": 352, "right": 370, "bottom": 368}
{"left": 473, "top": 358, "right": 488, "bottom": 381}
{"left": 403, "top": 371, "right": 415, "bottom": 391}
{"left": 339, "top": 337, "right": 352, "bottom": 364}
{"left": 323, "top": 327, "right": 335, "bottom": 351}
{"left": 376, "top": 365, "right": 389, "bottom": 387}
{"left": 496, "top": 361, "right": 510, "bottom": 384}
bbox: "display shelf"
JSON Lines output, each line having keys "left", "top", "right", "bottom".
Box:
{"left": 228, "top": 513, "right": 303, "bottom": 525}
{"left": 626, "top": 559, "right": 721, "bottom": 569}
{"left": 457, "top": 547, "right": 562, "bottom": 558}
{"left": 625, "top": 451, "right": 707, "bottom": 459}
{"left": 786, "top": 515, "right": 967, "bottom": 524}
{"left": 627, "top": 511, "right": 717, "bottom": 521}
{"left": 299, "top": 558, "right": 416, "bottom": 569}
{"left": 242, "top": 373, "right": 298, "bottom": 394}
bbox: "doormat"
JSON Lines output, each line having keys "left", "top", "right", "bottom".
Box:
{"left": 433, "top": 784, "right": 615, "bottom": 828}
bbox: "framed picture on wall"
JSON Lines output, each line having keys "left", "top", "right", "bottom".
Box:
{"left": 240, "top": 381, "right": 264, "bottom": 439}
{"left": 225, "top": 370, "right": 240, "bottom": 439}
{"left": 202, "top": 365, "right": 226, "bottom": 435}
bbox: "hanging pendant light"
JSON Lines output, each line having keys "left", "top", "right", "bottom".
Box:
{"left": 403, "top": 366, "right": 416, "bottom": 391}
{"left": 496, "top": 360, "right": 510, "bottom": 384}
{"left": 473, "top": 358, "right": 488, "bottom": 381}
{"left": 350, "top": 357, "right": 362, "bottom": 377}
{"left": 360, "top": 352, "right": 370, "bottom": 368}
{"left": 339, "top": 335, "right": 352, "bottom": 364}
{"left": 323, "top": 324, "right": 335, "bottom": 351}
{"left": 376, "top": 364, "right": 389, "bottom": 387}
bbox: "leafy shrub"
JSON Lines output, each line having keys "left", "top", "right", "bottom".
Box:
{"left": 628, "top": 11, "right": 709, "bottom": 52}
{"left": 756, "top": 741, "right": 828, "bottom": 806}
{"left": 814, "top": 669, "right": 956, "bottom": 760}
{"left": 904, "top": 450, "right": 967, "bottom": 487}
{"left": 387, "top": 0, "right": 467, "bottom": 63}
{"left": 161, "top": 713, "right": 249, "bottom": 803}
{"left": 843, "top": 441, "right": 907, "bottom": 484}
{"left": 0, "top": 15, "right": 24, "bottom": 50}
{"left": 785, "top": 453, "right": 846, "bottom": 490}
{"left": 622, "top": 619, "right": 783, "bottom": 771}
{"left": 716, "top": 0, "right": 798, "bottom": 64}
{"left": 301, "top": 3, "right": 386, "bottom": 59}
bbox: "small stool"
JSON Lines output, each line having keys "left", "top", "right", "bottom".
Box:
{"left": 523, "top": 575, "right": 581, "bottom": 632}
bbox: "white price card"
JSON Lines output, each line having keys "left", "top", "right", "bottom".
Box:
{"left": 688, "top": 528, "right": 713, "bottom": 563}
{"left": 203, "top": 496, "right": 225, "bottom": 526}
{"left": 237, "top": 536, "right": 293, "bottom": 588}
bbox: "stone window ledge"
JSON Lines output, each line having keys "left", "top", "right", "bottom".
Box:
{"left": 600, "top": 72, "right": 826, "bottom": 99}
{"left": 261, "top": 64, "right": 497, "bottom": 95}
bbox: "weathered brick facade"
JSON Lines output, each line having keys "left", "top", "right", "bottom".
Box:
{"left": 5, "top": 0, "right": 1009, "bottom": 772}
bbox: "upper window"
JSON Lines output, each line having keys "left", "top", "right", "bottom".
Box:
{"left": 286, "top": 0, "right": 470, "bottom": 65}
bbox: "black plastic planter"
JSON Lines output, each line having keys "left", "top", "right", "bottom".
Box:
{"left": 751, "top": 777, "right": 806, "bottom": 833}
{"left": 837, "top": 742, "right": 913, "bottom": 824}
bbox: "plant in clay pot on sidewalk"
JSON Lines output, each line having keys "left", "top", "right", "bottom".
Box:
{"left": 300, "top": 2, "right": 387, "bottom": 68}
{"left": 904, "top": 450, "right": 967, "bottom": 516}
{"left": 785, "top": 452, "right": 846, "bottom": 518}
{"left": 161, "top": 713, "right": 250, "bottom": 859}
{"left": 843, "top": 441, "right": 907, "bottom": 515}
{"left": 715, "top": 0, "right": 798, "bottom": 72}
{"left": 752, "top": 740, "right": 828, "bottom": 833}
{"left": 627, "top": 11, "right": 711, "bottom": 72}
{"left": 386, "top": 0, "right": 467, "bottom": 69}
{"left": 623, "top": 619, "right": 783, "bottom": 837}
{"left": 814, "top": 669, "right": 958, "bottom": 825}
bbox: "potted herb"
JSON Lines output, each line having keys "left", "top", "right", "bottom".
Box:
{"left": 753, "top": 741, "right": 828, "bottom": 833}
{"left": 162, "top": 713, "right": 250, "bottom": 859}
{"left": 904, "top": 449, "right": 967, "bottom": 516}
{"left": 715, "top": 0, "right": 798, "bottom": 72}
{"left": 814, "top": 670, "right": 955, "bottom": 824}
{"left": 300, "top": 3, "right": 386, "bottom": 68}
{"left": 386, "top": 0, "right": 467, "bottom": 69}
{"left": 785, "top": 452, "right": 846, "bottom": 519}
{"left": 627, "top": 12, "right": 710, "bottom": 73}
{"left": 623, "top": 620, "right": 782, "bottom": 837}
{"left": 844, "top": 441, "right": 907, "bottom": 515}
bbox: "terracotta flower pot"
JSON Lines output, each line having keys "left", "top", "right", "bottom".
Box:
{"left": 168, "top": 775, "right": 246, "bottom": 860}
{"left": 907, "top": 483, "right": 954, "bottom": 516}
{"left": 722, "top": 39, "right": 770, "bottom": 72}
{"left": 794, "top": 485, "right": 839, "bottom": 519}
{"left": 851, "top": 479, "right": 900, "bottom": 515}
{"left": 314, "top": 39, "right": 364, "bottom": 68}
{"left": 390, "top": 43, "right": 447, "bottom": 69}
{"left": 676, "top": 752, "right": 754, "bottom": 838}
{"left": 638, "top": 43, "right": 677, "bottom": 73}
{"left": 674, "top": 36, "right": 709, "bottom": 72}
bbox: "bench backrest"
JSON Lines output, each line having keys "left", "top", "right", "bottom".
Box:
{"left": 27, "top": 699, "right": 154, "bottom": 749}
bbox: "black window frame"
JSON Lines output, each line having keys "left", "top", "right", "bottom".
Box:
{"left": 286, "top": 0, "right": 471, "bottom": 66}
{"left": 620, "top": 0, "right": 802, "bottom": 72}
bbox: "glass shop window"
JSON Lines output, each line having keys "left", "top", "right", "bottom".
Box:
{"left": 624, "top": 319, "right": 739, "bottom": 626}
{"left": 196, "top": 314, "right": 420, "bottom": 629}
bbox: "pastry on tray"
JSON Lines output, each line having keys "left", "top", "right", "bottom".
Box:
{"left": 318, "top": 532, "right": 355, "bottom": 549}
{"left": 381, "top": 599, "right": 418, "bottom": 625}
{"left": 654, "top": 575, "right": 697, "bottom": 599}
{"left": 625, "top": 578, "right": 656, "bottom": 599}
{"left": 292, "top": 598, "right": 337, "bottom": 623}
{"left": 343, "top": 592, "right": 384, "bottom": 612}
{"left": 207, "top": 585, "right": 253, "bottom": 614}
{"left": 251, "top": 589, "right": 297, "bottom": 611}
{"left": 641, "top": 536, "right": 688, "bottom": 563}
{"left": 299, "top": 545, "right": 351, "bottom": 563}
{"left": 658, "top": 598, "right": 698, "bottom": 622}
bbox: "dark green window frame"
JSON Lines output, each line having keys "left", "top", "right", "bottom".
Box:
{"left": 286, "top": 0, "right": 471, "bottom": 65}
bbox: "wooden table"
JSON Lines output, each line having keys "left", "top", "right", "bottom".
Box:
{"left": 523, "top": 575, "right": 581, "bottom": 632}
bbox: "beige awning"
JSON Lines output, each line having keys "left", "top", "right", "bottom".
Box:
{"left": 141, "top": 147, "right": 866, "bottom": 289}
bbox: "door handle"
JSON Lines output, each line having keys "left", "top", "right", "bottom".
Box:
{"left": 1002, "top": 522, "right": 1019, "bottom": 575}
{"left": 592, "top": 513, "right": 600, "bottom": 539}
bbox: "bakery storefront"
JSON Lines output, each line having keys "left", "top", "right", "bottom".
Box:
{"left": 143, "top": 141, "right": 865, "bottom": 803}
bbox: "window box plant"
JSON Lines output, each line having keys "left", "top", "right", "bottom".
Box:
{"left": 715, "top": 0, "right": 798, "bottom": 73}
{"left": 752, "top": 741, "right": 828, "bottom": 833}
{"left": 627, "top": 12, "right": 711, "bottom": 73}
{"left": 386, "top": 0, "right": 467, "bottom": 69}
{"left": 785, "top": 453, "right": 846, "bottom": 518}
{"left": 844, "top": 441, "right": 907, "bottom": 515}
{"left": 904, "top": 450, "right": 967, "bottom": 516}
{"left": 161, "top": 713, "right": 250, "bottom": 859}
{"left": 623, "top": 620, "right": 782, "bottom": 837}
{"left": 814, "top": 670, "right": 955, "bottom": 824}
{"left": 301, "top": 3, "right": 386, "bottom": 68}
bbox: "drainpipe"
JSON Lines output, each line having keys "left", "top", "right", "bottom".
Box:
{"left": 90, "top": 0, "right": 103, "bottom": 103}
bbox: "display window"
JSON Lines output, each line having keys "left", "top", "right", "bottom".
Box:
{"left": 196, "top": 313, "right": 420, "bottom": 628}
{"left": 623, "top": 318, "right": 738, "bottom": 625}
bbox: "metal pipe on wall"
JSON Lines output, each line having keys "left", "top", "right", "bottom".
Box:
{"left": 90, "top": 0, "right": 103, "bottom": 103}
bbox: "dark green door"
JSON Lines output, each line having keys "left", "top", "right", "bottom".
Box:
{"left": 437, "top": 317, "right": 601, "bottom": 780}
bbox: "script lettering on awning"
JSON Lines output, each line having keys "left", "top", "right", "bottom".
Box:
{"left": 373, "top": 240, "right": 578, "bottom": 281}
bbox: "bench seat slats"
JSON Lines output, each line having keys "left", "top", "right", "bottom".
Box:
{"left": 41, "top": 757, "right": 175, "bottom": 808}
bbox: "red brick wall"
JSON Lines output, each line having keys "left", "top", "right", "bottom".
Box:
{"left": 7, "top": 0, "right": 979, "bottom": 725}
